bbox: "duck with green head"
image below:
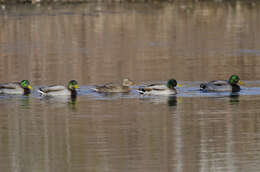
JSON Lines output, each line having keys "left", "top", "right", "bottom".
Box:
{"left": 93, "top": 78, "right": 134, "bottom": 93}
{"left": 138, "top": 79, "right": 182, "bottom": 95}
{"left": 38, "top": 80, "right": 78, "bottom": 97}
{"left": 0, "top": 80, "right": 33, "bottom": 95}
{"left": 200, "top": 75, "right": 243, "bottom": 92}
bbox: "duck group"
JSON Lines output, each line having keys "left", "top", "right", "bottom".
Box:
{"left": 0, "top": 74, "right": 244, "bottom": 97}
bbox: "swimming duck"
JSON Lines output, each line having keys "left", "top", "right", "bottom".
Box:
{"left": 138, "top": 79, "right": 182, "bottom": 95}
{"left": 93, "top": 78, "right": 134, "bottom": 93}
{"left": 38, "top": 80, "right": 78, "bottom": 96}
{"left": 200, "top": 75, "right": 243, "bottom": 92}
{"left": 0, "top": 80, "right": 33, "bottom": 95}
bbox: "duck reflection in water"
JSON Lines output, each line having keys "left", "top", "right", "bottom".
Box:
{"left": 168, "top": 96, "right": 177, "bottom": 107}
{"left": 94, "top": 92, "right": 132, "bottom": 99}
{"left": 68, "top": 95, "right": 77, "bottom": 110}
{"left": 139, "top": 95, "right": 178, "bottom": 107}
{"left": 229, "top": 93, "right": 240, "bottom": 105}
{"left": 40, "top": 94, "right": 78, "bottom": 110}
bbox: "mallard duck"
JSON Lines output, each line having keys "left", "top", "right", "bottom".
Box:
{"left": 200, "top": 75, "right": 243, "bottom": 92}
{"left": 138, "top": 79, "right": 182, "bottom": 95}
{"left": 38, "top": 80, "right": 78, "bottom": 96}
{"left": 93, "top": 78, "right": 134, "bottom": 93}
{"left": 0, "top": 80, "right": 33, "bottom": 95}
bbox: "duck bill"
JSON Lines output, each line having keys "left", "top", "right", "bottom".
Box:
{"left": 70, "top": 84, "right": 79, "bottom": 89}
{"left": 27, "top": 85, "right": 33, "bottom": 90}
{"left": 238, "top": 80, "right": 243, "bottom": 85}
{"left": 177, "top": 84, "right": 182, "bottom": 87}
{"left": 69, "top": 85, "right": 78, "bottom": 90}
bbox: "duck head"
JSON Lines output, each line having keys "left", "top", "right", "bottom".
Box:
{"left": 20, "top": 80, "right": 32, "bottom": 90}
{"left": 228, "top": 75, "right": 243, "bottom": 85}
{"left": 122, "top": 78, "right": 134, "bottom": 86}
{"left": 167, "top": 79, "right": 182, "bottom": 89}
{"left": 68, "top": 80, "right": 78, "bottom": 91}
{"left": 19, "top": 80, "right": 32, "bottom": 95}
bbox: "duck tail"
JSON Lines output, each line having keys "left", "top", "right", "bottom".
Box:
{"left": 91, "top": 87, "right": 99, "bottom": 92}
{"left": 38, "top": 88, "right": 46, "bottom": 96}
{"left": 200, "top": 83, "right": 207, "bottom": 90}
{"left": 137, "top": 88, "right": 145, "bottom": 94}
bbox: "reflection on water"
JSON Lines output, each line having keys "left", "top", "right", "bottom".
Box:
{"left": 139, "top": 95, "right": 178, "bottom": 107}
{"left": 1, "top": 1, "right": 260, "bottom": 172}
{"left": 39, "top": 94, "right": 78, "bottom": 109}
{"left": 229, "top": 93, "right": 240, "bottom": 105}
{"left": 167, "top": 96, "right": 177, "bottom": 107}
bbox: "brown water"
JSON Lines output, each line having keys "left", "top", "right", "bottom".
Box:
{"left": 1, "top": 1, "right": 260, "bottom": 172}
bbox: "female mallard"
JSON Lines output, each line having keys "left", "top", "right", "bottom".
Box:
{"left": 200, "top": 75, "right": 243, "bottom": 92}
{"left": 138, "top": 79, "right": 182, "bottom": 95}
{"left": 93, "top": 78, "right": 134, "bottom": 93}
{"left": 0, "top": 80, "right": 33, "bottom": 95}
{"left": 38, "top": 80, "right": 78, "bottom": 96}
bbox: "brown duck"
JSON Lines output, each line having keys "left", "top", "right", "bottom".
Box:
{"left": 93, "top": 78, "right": 134, "bottom": 93}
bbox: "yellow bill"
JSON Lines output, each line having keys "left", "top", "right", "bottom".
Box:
{"left": 177, "top": 84, "right": 182, "bottom": 87}
{"left": 27, "top": 85, "right": 33, "bottom": 90}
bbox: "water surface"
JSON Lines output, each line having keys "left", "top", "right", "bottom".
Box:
{"left": 1, "top": 1, "right": 260, "bottom": 172}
